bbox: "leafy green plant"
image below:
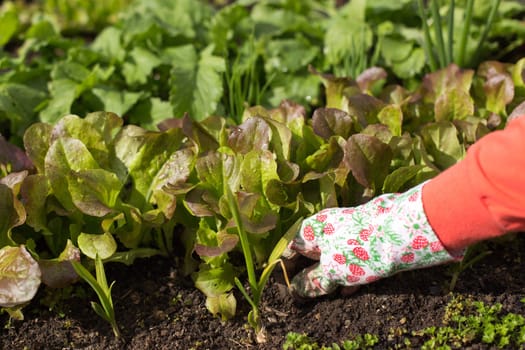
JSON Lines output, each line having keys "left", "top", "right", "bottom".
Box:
{"left": 283, "top": 331, "right": 379, "bottom": 350}
{"left": 71, "top": 254, "right": 120, "bottom": 337}
{"left": 413, "top": 295, "right": 525, "bottom": 348}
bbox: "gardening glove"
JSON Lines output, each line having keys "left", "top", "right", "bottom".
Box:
{"left": 285, "top": 182, "right": 462, "bottom": 298}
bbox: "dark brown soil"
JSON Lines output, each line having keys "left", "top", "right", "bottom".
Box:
{"left": 1, "top": 235, "right": 525, "bottom": 350}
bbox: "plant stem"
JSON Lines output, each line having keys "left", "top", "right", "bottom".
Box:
{"left": 430, "top": 0, "right": 447, "bottom": 68}
{"left": 458, "top": 0, "right": 474, "bottom": 66}
{"left": 417, "top": 0, "right": 438, "bottom": 71}
{"left": 446, "top": 0, "right": 455, "bottom": 65}
{"left": 473, "top": 0, "right": 501, "bottom": 66}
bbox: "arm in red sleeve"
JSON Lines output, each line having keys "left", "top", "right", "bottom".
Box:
{"left": 422, "top": 116, "right": 525, "bottom": 252}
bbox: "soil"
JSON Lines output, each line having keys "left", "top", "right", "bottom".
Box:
{"left": 1, "top": 235, "right": 524, "bottom": 350}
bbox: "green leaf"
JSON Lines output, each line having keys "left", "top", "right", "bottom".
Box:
{"left": 0, "top": 83, "right": 47, "bottom": 132}
{"left": 0, "top": 8, "right": 19, "bottom": 48}
{"left": 90, "top": 27, "right": 126, "bottom": 63}
{"left": 113, "top": 125, "right": 185, "bottom": 209}
{"left": 377, "top": 104, "right": 403, "bottom": 136}
{"left": 193, "top": 263, "right": 235, "bottom": 298}
{"left": 0, "top": 245, "right": 41, "bottom": 307}
{"left": 40, "top": 63, "right": 113, "bottom": 124}
{"left": 167, "top": 45, "right": 225, "bottom": 121}
{"left": 68, "top": 169, "right": 123, "bottom": 217}
{"left": 434, "top": 88, "right": 474, "bottom": 121}
{"left": 382, "top": 165, "right": 426, "bottom": 193}
{"left": 122, "top": 46, "right": 162, "bottom": 86}
{"left": 128, "top": 98, "right": 173, "bottom": 131}
{"left": 420, "top": 121, "right": 466, "bottom": 170}
{"left": 44, "top": 137, "right": 100, "bottom": 212}
{"left": 205, "top": 292, "right": 237, "bottom": 321}
{"left": 77, "top": 232, "right": 117, "bottom": 260}
{"left": 89, "top": 86, "right": 143, "bottom": 117}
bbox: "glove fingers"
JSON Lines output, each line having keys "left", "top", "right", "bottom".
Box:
{"left": 287, "top": 222, "right": 322, "bottom": 260}
{"left": 290, "top": 263, "right": 337, "bottom": 298}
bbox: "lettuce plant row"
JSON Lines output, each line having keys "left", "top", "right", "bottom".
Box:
{"left": 1, "top": 60, "right": 525, "bottom": 323}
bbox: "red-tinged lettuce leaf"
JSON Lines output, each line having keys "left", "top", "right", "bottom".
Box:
{"left": 240, "top": 107, "right": 293, "bottom": 162}
{"left": 343, "top": 134, "right": 393, "bottom": 193}
{"left": 20, "top": 174, "right": 49, "bottom": 232}
{"left": 347, "top": 93, "right": 385, "bottom": 127}
{"left": 38, "top": 240, "right": 80, "bottom": 288}
{"left": 24, "top": 122, "right": 53, "bottom": 174}
{"left": 309, "top": 66, "right": 360, "bottom": 112}
{"left": 228, "top": 117, "right": 271, "bottom": 154}
{"left": 0, "top": 245, "right": 41, "bottom": 307}
{"left": 235, "top": 191, "right": 278, "bottom": 235}
{"left": 68, "top": 169, "right": 123, "bottom": 217}
{"left": 158, "top": 114, "right": 222, "bottom": 152}
{"left": 150, "top": 147, "right": 196, "bottom": 220}
{"left": 194, "top": 230, "right": 238, "bottom": 257}
{"left": 356, "top": 67, "right": 388, "bottom": 93}
{"left": 268, "top": 100, "right": 306, "bottom": 125}
{"left": 420, "top": 64, "right": 474, "bottom": 103}
{"left": 477, "top": 61, "right": 514, "bottom": 116}
{"left": 0, "top": 135, "right": 33, "bottom": 173}
{"left": 312, "top": 108, "right": 355, "bottom": 139}
{"left": 420, "top": 121, "right": 466, "bottom": 170}
{"left": 0, "top": 171, "right": 28, "bottom": 235}
{"left": 434, "top": 89, "right": 474, "bottom": 121}
{"left": 0, "top": 184, "right": 22, "bottom": 247}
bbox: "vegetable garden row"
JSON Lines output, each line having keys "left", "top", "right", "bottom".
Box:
{"left": 1, "top": 0, "right": 525, "bottom": 347}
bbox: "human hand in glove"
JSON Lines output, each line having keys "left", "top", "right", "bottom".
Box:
{"left": 284, "top": 182, "right": 460, "bottom": 298}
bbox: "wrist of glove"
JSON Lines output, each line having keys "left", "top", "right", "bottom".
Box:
{"left": 286, "top": 182, "right": 462, "bottom": 298}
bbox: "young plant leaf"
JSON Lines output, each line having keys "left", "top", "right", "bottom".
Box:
{"left": 0, "top": 245, "right": 41, "bottom": 308}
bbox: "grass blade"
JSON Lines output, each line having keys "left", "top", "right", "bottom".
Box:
{"left": 430, "top": 0, "right": 447, "bottom": 67}
{"left": 417, "top": 0, "right": 438, "bottom": 71}
{"left": 473, "top": 0, "right": 501, "bottom": 66}
{"left": 458, "top": 0, "right": 474, "bottom": 66}
{"left": 447, "top": 0, "right": 455, "bottom": 65}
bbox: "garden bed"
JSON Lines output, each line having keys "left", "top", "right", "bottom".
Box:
{"left": 2, "top": 235, "right": 524, "bottom": 349}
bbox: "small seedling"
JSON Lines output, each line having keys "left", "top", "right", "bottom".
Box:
{"left": 71, "top": 255, "right": 120, "bottom": 337}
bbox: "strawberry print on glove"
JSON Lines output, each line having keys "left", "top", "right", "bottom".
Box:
{"left": 286, "top": 182, "right": 462, "bottom": 298}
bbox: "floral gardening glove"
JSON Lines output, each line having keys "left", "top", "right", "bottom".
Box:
{"left": 285, "top": 182, "right": 462, "bottom": 298}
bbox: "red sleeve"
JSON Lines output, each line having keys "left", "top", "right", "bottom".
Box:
{"left": 422, "top": 116, "right": 525, "bottom": 252}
